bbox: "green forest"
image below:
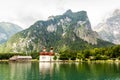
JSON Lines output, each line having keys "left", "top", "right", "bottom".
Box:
{"left": 59, "top": 45, "right": 120, "bottom": 60}
{"left": 0, "top": 45, "right": 120, "bottom": 61}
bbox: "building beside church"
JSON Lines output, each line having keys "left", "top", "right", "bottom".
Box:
{"left": 9, "top": 56, "right": 32, "bottom": 61}
{"left": 39, "top": 47, "right": 54, "bottom": 62}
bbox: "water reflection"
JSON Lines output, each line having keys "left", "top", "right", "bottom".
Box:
{"left": 0, "top": 62, "right": 32, "bottom": 80}
{"left": 39, "top": 62, "right": 52, "bottom": 80}
{"left": 39, "top": 62, "right": 120, "bottom": 80}
{"left": 0, "top": 62, "right": 41, "bottom": 80}
{"left": 9, "top": 62, "right": 31, "bottom": 80}
{"left": 0, "top": 62, "right": 120, "bottom": 80}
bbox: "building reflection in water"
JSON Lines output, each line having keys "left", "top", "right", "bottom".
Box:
{"left": 9, "top": 62, "right": 31, "bottom": 80}
{"left": 39, "top": 62, "right": 54, "bottom": 80}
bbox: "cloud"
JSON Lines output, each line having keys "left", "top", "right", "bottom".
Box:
{"left": 0, "top": 0, "right": 120, "bottom": 28}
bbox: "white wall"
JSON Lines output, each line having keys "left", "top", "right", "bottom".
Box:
{"left": 39, "top": 56, "right": 54, "bottom": 62}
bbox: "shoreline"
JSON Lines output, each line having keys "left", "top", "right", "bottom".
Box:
{"left": 0, "top": 59, "right": 120, "bottom": 63}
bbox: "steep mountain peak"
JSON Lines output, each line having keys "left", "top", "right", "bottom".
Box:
{"left": 63, "top": 10, "right": 87, "bottom": 20}
{"left": 48, "top": 15, "right": 55, "bottom": 20}
{"left": 0, "top": 10, "right": 112, "bottom": 53}
{"left": 64, "top": 9, "right": 73, "bottom": 15}
{"left": 112, "top": 9, "right": 120, "bottom": 16}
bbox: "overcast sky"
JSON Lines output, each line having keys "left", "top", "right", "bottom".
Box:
{"left": 0, "top": 0, "right": 120, "bottom": 29}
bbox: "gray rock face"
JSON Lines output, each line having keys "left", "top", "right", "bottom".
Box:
{"left": 94, "top": 9, "right": 120, "bottom": 44}
{"left": 0, "top": 22, "right": 22, "bottom": 44}
{"left": 74, "top": 19, "right": 99, "bottom": 45}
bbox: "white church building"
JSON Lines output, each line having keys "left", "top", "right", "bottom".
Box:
{"left": 39, "top": 47, "right": 54, "bottom": 62}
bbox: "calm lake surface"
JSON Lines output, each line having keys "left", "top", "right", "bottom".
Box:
{"left": 0, "top": 62, "right": 120, "bottom": 80}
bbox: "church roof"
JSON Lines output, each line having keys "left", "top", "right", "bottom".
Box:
{"left": 40, "top": 52, "right": 54, "bottom": 56}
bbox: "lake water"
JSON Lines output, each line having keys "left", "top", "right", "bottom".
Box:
{"left": 0, "top": 62, "right": 120, "bottom": 80}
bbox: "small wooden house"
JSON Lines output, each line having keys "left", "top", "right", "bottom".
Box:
{"left": 9, "top": 55, "right": 32, "bottom": 61}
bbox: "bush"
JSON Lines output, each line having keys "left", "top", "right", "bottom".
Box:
{"left": 30, "top": 52, "right": 39, "bottom": 59}
{"left": 53, "top": 55, "right": 57, "bottom": 60}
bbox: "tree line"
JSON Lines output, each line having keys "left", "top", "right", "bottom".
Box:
{"left": 0, "top": 45, "right": 120, "bottom": 60}
{"left": 59, "top": 45, "right": 120, "bottom": 60}
{"left": 0, "top": 52, "right": 39, "bottom": 60}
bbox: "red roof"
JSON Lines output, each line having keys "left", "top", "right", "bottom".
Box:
{"left": 40, "top": 52, "right": 54, "bottom": 56}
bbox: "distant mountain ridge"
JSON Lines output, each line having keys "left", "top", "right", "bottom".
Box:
{"left": 0, "top": 22, "right": 22, "bottom": 44}
{"left": 0, "top": 10, "right": 113, "bottom": 53}
{"left": 94, "top": 9, "right": 120, "bottom": 44}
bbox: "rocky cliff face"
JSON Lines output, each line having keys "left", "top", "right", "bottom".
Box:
{"left": 94, "top": 9, "right": 120, "bottom": 44}
{"left": 0, "top": 22, "right": 22, "bottom": 44}
{"left": 0, "top": 10, "right": 113, "bottom": 53}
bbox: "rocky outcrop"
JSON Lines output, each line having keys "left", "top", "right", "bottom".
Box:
{"left": 94, "top": 9, "right": 120, "bottom": 44}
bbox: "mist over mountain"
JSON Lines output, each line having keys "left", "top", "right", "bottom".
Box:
{"left": 0, "top": 10, "right": 113, "bottom": 53}
{"left": 0, "top": 22, "right": 22, "bottom": 44}
{"left": 94, "top": 9, "right": 120, "bottom": 44}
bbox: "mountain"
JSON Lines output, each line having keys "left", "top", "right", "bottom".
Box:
{"left": 0, "top": 22, "right": 22, "bottom": 44}
{"left": 93, "top": 9, "right": 120, "bottom": 44}
{"left": 0, "top": 10, "right": 113, "bottom": 53}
